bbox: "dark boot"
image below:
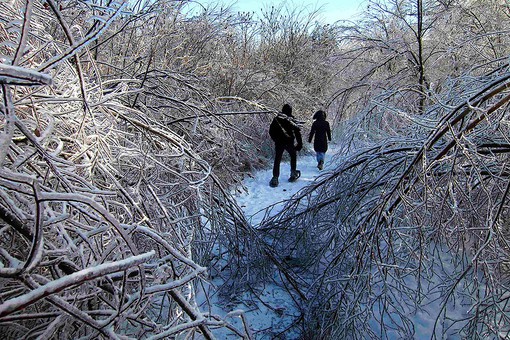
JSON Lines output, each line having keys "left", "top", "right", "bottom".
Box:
{"left": 288, "top": 170, "right": 301, "bottom": 182}
{"left": 318, "top": 160, "right": 324, "bottom": 170}
{"left": 269, "top": 176, "right": 279, "bottom": 187}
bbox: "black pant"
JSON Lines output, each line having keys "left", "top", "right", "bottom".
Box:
{"left": 273, "top": 143, "right": 297, "bottom": 178}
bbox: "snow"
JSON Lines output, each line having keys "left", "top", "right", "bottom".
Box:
{"left": 236, "top": 149, "right": 334, "bottom": 227}
{"left": 200, "top": 145, "right": 505, "bottom": 339}
{"left": 197, "top": 147, "right": 335, "bottom": 339}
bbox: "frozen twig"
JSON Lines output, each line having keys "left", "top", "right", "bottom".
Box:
{"left": 0, "top": 251, "right": 154, "bottom": 317}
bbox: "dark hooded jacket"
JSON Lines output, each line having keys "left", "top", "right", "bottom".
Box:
{"left": 308, "top": 111, "right": 331, "bottom": 153}
{"left": 269, "top": 104, "right": 303, "bottom": 149}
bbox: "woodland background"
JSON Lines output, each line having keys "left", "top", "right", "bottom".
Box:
{"left": 0, "top": 0, "right": 510, "bottom": 338}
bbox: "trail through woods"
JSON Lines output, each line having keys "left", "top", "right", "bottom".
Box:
{"left": 237, "top": 148, "right": 339, "bottom": 226}
{"left": 198, "top": 145, "right": 495, "bottom": 339}
{"left": 196, "top": 147, "right": 338, "bottom": 339}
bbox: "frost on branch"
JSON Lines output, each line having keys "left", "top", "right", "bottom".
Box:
{"left": 0, "top": 1, "right": 251, "bottom": 338}
{"left": 258, "top": 68, "right": 510, "bottom": 338}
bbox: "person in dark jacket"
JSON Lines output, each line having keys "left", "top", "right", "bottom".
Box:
{"left": 308, "top": 110, "right": 331, "bottom": 170}
{"left": 268, "top": 104, "right": 303, "bottom": 187}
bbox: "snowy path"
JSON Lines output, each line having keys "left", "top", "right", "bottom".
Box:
{"left": 198, "top": 149, "right": 335, "bottom": 339}
{"left": 236, "top": 149, "right": 333, "bottom": 226}
{"left": 207, "top": 149, "right": 335, "bottom": 338}
{"left": 233, "top": 150, "right": 481, "bottom": 340}
{"left": 202, "top": 146, "right": 505, "bottom": 339}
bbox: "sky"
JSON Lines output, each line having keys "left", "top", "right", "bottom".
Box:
{"left": 198, "top": 0, "right": 367, "bottom": 24}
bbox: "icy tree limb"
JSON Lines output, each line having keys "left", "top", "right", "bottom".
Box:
{"left": 21, "top": 275, "right": 119, "bottom": 339}
{"left": 21, "top": 180, "right": 44, "bottom": 274}
{"left": 45, "top": 0, "right": 92, "bottom": 134}
{"left": 147, "top": 316, "right": 216, "bottom": 340}
{"left": 167, "top": 289, "right": 215, "bottom": 340}
{"left": 0, "top": 64, "right": 53, "bottom": 86}
{"left": 0, "top": 84, "right": 16, "bottom": 167}
{"left": 38, "top": 3, "right": 127, "bottom": 72}
{"left": 12, "top": 0, "right": 34, "bottom": 66}
{"left": 144, "top": 269, "right": 207, "bottom": 294}
{"left": 0, "top": 251, "right": 155, "bottom": 318}
{"left": 38, "top": 190, "right": 140, "bottom": 256}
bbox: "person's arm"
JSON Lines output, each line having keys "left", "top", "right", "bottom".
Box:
{"left": 295, "top": 126, "right": 303, "bottom": 150}
{"left": 269, "top": 118, "right": 277, "bottom": 141}
{"left": 327, "top": 122, "right": 332, "bottom": 141}
{"left": 308, "top": 123, "right": 315, "bottom": 143}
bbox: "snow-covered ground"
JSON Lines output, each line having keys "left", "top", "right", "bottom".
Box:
{"left": 198, "top": 146, "right": 508, "bottom": 339}
{"left": 236, "top": 149, "right": 332, "bottom": 227}
{"left": 210, "top": 148, "right": 462, "bottom": 340}
{"left": 197, "top": 148, "right": 333, "bottom": 339}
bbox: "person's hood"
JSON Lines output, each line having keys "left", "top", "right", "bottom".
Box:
{"left": 282, "top": 104, "right": 292, "bottom": 116}
{"left": 313, "top": 110, "right": 326, "bottom": 121}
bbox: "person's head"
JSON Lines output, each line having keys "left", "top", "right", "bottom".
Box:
{"left": 314, "top": 110, "right": 326, "bottom": 120}
{"left": 282, "top": 104, "right": 292, "bottom": 116}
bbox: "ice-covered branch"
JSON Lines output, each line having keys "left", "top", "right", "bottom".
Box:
{"left": 0, "top": 64, "right": 53, "bottom": 86}
{"left": 0, "top": 251, "right": 154, "bottom": 318}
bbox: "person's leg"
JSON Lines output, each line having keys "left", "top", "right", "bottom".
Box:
{"left": 317, "top": 152, "right": 325, "bottom": 163}
{"left": 317, "top": 152, "right": 325, "bottom": 170}
{"left": 287, "top": 145, "right": 297, "bottom": 172}
{"left": 272, "top": 144, "right": 285, "bottom": 178}
{"left": 287, "top": 145, "right": 300, "bottom": 181}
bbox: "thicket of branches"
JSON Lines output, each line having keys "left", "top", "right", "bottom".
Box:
{"left": 3, "top": 0, "right": 510, "bottom": 339}
{"left": 0, "top": 1, "right": 251, "bottom": 338}
{"left": 263, "top": 67, "right": 510, "bottom": 338}
{"left": 255, "top": 0, "right": 510, "bottom": 338}
{"left": 0, "top": 0, "right": 343, "bottom": 338}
